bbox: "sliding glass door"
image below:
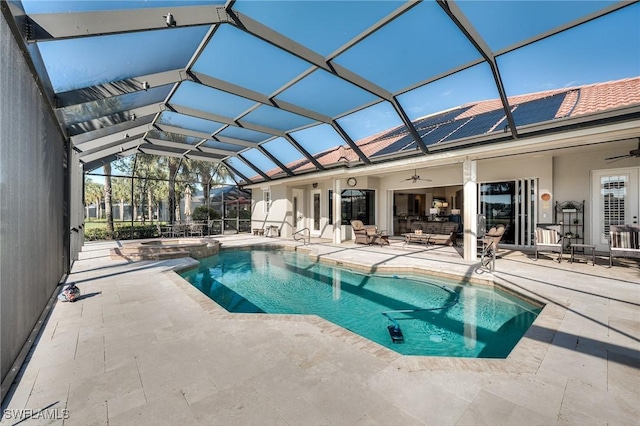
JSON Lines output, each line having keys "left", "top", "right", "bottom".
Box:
{"left": 479, "top": 179, "right": 536, "bottom": 246}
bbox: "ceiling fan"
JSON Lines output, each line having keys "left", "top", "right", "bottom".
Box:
{"left": 605, "top": 138, "right": 640, "bottom": 161}
{"left": 402, "top": 169, "right": 432, "bottom": 183}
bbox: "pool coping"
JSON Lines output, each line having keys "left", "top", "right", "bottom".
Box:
{"left": 168, "top": 241, "right": 562, "bottom": 375}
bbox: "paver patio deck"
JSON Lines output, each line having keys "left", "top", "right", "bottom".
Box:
{"left": 2, "top": 235, "right": 638, "bottom": 425}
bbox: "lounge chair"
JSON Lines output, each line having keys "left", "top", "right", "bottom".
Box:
{"left": 479, "top": 224, "right": 507, "bottom": 271}
{"left": 534, "top": 225, "right": 564, "bottom": 262}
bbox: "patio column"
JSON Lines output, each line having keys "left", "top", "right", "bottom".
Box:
{"left": 463, "top": 158, "right": 478, "bottom": 261}
{"left": 333, "top": 178, "right": 342, "bottom": 244}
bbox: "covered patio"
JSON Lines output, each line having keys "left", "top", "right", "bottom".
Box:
{"left": 2, "top": 236, "right": 638, "bottom": 424}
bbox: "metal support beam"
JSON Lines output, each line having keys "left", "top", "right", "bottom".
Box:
{"left": 284, "top": 135, "right": 325, "bottom": 171}
{"left": 72, "top": 119, "right": 155, "bottom": 148}
{"left": 222, "top": 160, "right": 253, "bottom": 185}
{"left": 169, "top": 104, "right": 285, "bottom": 137}
{"left": 154, "top": 124, "right": 214, "bottom": 141}
{"left": 390, "top": 97, "right": 429, "bottom": 153}
{"left": 236, "top": 153, "right": 271, "bottom": 181}
{"left": 211, "top": 134, "right": 263, "bottom": 149}
{"left": 190, "top": 71, "right": 330, "bottom": 124}
{"left": 257, "top": 146, "right": 294, "bottom": 177}
{"left": 64, "top": 104, "right": 165, "bottom": 136}
{"left": 68, "top": 113, "right": 157, "bottom": 143}
{"left": 55, "top": 71, "right": 185, "bottom": 107}
{"left": 437, "top": 0, "right": 518, "bottom": 140}
{"left": 79, "top": 139, "right": 142, "bottom": 163}
{"left": 331, "top": 121, "right": 371, "bottom": 165}
{"left": 196, "top": 145, "right": 240, "bottom": 157}
{"left": 25, "top": 5, "right": 231, "bottom": 41}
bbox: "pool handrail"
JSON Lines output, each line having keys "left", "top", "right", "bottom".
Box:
{"left": 293, "top": 227, "right": 310, "bottom": 245}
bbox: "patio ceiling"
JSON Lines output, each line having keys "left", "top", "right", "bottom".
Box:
{"left": 4, "top": 0, "right": 639, "bottom": 184}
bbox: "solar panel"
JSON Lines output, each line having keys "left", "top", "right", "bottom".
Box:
{"left": 512, "top": 92, "right": 567, "bottom": 127}
{"left": 371, "top": 93, "right": 568, "bottom": 153}
{"left": 371, "top": 132, "right": 417, "bottom": 156}
{"left": 439, "top": 109, "right": 506, "bottom": 143}
{"left": 422, "top": 120, "right": 470, "bottom": 146}
{"left": 413, "top": 106, "right": 471, "bottom": 131}
{"left": 369, "top": 125, "right": 409, "bottom": 143}
{"left": 369, "top": 105, "right": 472, "bottom": 144}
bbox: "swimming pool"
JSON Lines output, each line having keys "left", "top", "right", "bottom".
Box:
{"left": 180, "top": 249, "right": 542, "bottom": 358}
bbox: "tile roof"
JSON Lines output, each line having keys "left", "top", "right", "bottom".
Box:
{"left": 249, "top": 77, "right": 640, "bottom": 182}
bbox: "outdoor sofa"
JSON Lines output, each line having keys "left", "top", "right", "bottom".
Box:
{"left": 404, "top": 221, "right": 459, "bottom": 246}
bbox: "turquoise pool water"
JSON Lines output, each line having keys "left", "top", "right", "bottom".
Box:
{"left": 180, "top": 249, "right": 541, "bottom": 358}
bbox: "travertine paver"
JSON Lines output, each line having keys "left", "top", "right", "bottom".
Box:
{"left": 1, "top": 236, "right": 638, "bottom": 425}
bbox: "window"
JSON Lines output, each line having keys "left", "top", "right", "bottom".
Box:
{"left": 263, "top": 190, "right": 271, "bottom": 213}
{"left": 601, "top": 175, "right": 628, "bottom": 236}
{"left": 329, "top": 189, "right": 376, "bottom": 225}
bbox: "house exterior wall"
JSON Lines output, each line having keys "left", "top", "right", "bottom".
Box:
{"left": 553, "top": 143, "right": 640, "bottom": 245}
{"left": 251, "top": 184, "right": 292, "bottom": 236}
{"left": 1, "top": 14, "right": 68, "bottom": 395}
{"left": 247, "top": 149, "right": 639, "bottom": 247}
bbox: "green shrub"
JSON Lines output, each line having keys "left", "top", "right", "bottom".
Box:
{"left": 84, "top": 224, "right": 158, "bottom": 241}
{"left": 84, "top": 228, "right": 113, "bottom": 241}
{"left": 192, "top": 206, "right": 221, "bottom": 221}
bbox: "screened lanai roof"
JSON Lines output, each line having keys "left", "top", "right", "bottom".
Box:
{"left": 5, "top": 0, "right": 640, "bottom": 184}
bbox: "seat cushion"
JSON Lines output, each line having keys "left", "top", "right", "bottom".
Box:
{"left": 536, "top": 229, "right": 560, "bottom": 245}
{"left": 610, "top": 231, "right": 639, "bottom": 249}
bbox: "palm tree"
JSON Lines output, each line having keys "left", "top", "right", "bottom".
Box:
{"left": 112, "top": 177, "right": 129, "bottom": 221}
{"left": 84, "top": 178, "right": 103, "bottom": 219}
{"left": 104, "top": 162, "right": 114, "bottom": 234}
{"left": 165, "top": 157, "right": 184, "bottom": 223}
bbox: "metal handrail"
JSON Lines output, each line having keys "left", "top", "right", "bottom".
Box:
{"left": 293, "top": 228, "right": 310, "bottom": 245}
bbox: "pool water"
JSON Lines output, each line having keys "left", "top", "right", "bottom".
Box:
{"left": 180, "top": 249, "right": 542, "bottom": 358}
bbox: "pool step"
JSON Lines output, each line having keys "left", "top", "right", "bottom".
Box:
{"left": 110, "top": 248, "right": 191, "bottom": 261}
{"left": 109, "top": 238, "right": 221, "bottom": 261}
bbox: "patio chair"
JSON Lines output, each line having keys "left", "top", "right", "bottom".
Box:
{"left": 479, "top": 224, "right": 507, "bottom": 271}
{"left": 534, "top": 225, "right": 564, "bottom": 262}
{"left": 188, "top": 222, "right": 204, "bottom": 237}
{"left": 609, "top": 225, "right": 640, "bottom": 267}
{"left": 156, "top": 223, "right": 172, "bottom": 238}
{"left": 171, "top": 222, "right": 186, "bottom": 238}
{"left": 351, "top": 220, "right": 379, "bottom": 245}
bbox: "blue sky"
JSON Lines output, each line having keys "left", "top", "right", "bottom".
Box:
{"left": 34, "top": 1, "right": 638, "bottom": 179}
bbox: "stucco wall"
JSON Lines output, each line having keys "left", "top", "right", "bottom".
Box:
{"left": 553, "top": 143, "right": 640, "bottom": 244}
{"left": 251, "top": 185, "right": 292, "bottom": 236}
{"left": 1, "top": 14, "right": 67, "bottom": 391}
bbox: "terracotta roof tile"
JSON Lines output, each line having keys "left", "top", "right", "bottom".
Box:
{"left": 569, "top": 77, "right": 640, "bottom": 117}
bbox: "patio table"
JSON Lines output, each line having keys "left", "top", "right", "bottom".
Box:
{"left": 402, "top": 232, "right": 432, "bottom": 245}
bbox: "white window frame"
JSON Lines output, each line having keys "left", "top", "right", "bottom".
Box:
{"left": 263, "top": 190, "right": 271, "bottom": 214}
